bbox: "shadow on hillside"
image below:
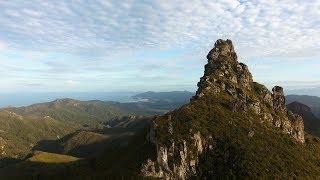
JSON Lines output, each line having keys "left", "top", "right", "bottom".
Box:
{"left": 0, "top": 128, "right": 157, "bottom": 180}
{"left": 32, "top": 117, "right": 152, "bottom": 158}
{"left": 32, "top": 128, "right": 147, "bottom": 158}
{"left": 0, "top": 157, "right": 22, "bottom": 168}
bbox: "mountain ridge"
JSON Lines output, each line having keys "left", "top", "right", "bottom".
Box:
{"left": 287, "top": 101, "right": 320, "bottom": 136}
{"left": 286, "top": 95, "right": 320, "bottom": 118}
{"left": 140, "top": 39, "right": 319, "bottom": 179}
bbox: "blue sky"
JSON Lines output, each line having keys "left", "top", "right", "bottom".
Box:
{"left": 0, "top": 0, "right": 319, "bottom": 92}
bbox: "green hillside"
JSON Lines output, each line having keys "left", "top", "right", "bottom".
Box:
{"left": 0, "top": 95, "right": 178, "bottom": 163}
{"left": 0, "top": 117, "right": 153, "bottom": 179}
{"left": 140, "top": 39, "right": 320, "bottom": 178}
{"left": 0, "top": 109, "right": 80, "bottom": 159}
{"left": 33, "top": 116, "right": 152, "bottom": 157}
{"left": 0, "top": 98, "right": 161, "bottom": 163}
{"left": 27, "top": 151, "right": 79, "bottom": 163}
{"left": 154, "top": 93, "right": 320, "bottom": 178}
{"left": 5, "top": 99, "right": 139, "bottom": 126}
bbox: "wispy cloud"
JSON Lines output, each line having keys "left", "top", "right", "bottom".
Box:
{"left": 0, "top": 0, "right": 319, "bottom": 58}
{"left": 0, "top": 0, "right": 319, "bottom": 92}
{"left": 265, "top": 80, "right": 320, "bottom": 90}
{"left": 0, "top": 40, "right": 7, "bottom": 51}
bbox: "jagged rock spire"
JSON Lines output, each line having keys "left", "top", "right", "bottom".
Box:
{"left": 192, "top": 39, "right": 304, "bottom": 143}
{"left": 193, "top": 39, "right": 252, "bottom": 99}
{"left": 272, "top": 86, "right": 286, "bottom": 112}
{"left": 207, "top": 39, "right": 237, "bottom": 61}
{"left": 141, "top": 39, "right": 306, "bottom": 179}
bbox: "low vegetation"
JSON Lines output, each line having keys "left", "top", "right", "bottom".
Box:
{"left": 155, "top": 93, "right": 320, "bottom": 178}
{"left": 27, "top": 151, "right": 79, "bottom": 163}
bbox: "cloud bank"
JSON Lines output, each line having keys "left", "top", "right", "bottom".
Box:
{"left": 0, "top": 0, "right": 319, "bottom": 57}
{"left": 0, "top": 0, "right": 319, "bottom": 91}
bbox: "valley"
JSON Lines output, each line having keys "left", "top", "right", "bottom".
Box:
{"left": 0, "top": 92, "right": 191, "bottom": 172}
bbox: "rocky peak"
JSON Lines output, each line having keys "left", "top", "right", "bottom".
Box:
{"left": 194, "top": 39, "right": 253, "bottom": 99}
{"left": 192, "top": 39, "right": 304, "bottom": 142}
{"left": 207, "top": 39, "right": 237, "bottom": 61}
{"left": 193, "top": 39, "right": 304, "bottom": 143}
{"left": 142, "top": 39, "right": 306, "bottom": 179}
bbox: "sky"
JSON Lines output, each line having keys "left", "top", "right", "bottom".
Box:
{"left": 0, "top": 0, "right": 319, "bottom": 93}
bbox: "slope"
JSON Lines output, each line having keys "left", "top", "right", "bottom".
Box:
{"left": 141, "top": 39, "right": 320, "bottom": 179}
{"left": 0, "top": 116, "right": 154, "bottom": 179}
{"left": 26, "top": 151, "right": 79, "bottom": 163}
{"left": 5, "top": 99, "right": 137, "bottom": 126}
{"left": 0, "top": 109, "right": 80, "bottom": 160}
{"left": 5, "top": 98, "right": 174, "bottom": 127}
{"left": 0, "top": 96, "right": 172, "bottom": 165}
{"left": 32, "top": 116, "right": 152, "bottom": 158}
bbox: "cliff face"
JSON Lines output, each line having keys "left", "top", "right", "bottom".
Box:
{"left": 141, "top": 119, "right": 206, "bottom": 179}
{"left": 141, "top": 39, "right": 306, "bottom": 179}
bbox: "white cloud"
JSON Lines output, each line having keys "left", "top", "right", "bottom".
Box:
{"left": 0, "top": 0, "right": 319, "bottom": 92}
{"left": 0, "top": 40, "right": 7, "bottom": 51}
{"left": 0, "top": 0, "right": 318, "bottom": 59}
{"left": 66, "top": 80, "right": 78, "bottom": 86}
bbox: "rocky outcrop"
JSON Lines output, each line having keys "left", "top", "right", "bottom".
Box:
{"left": 272, "top": 86, "right": 286, "bottom": 112}
{"left": 193, "top": 39, "right": 304, "bottom": 143}
{"left": 142, "top": 119, "right": 209, "bottom": 179}
{"left": 270, "top": 86, "right": 305, "bottom": 142}
{"left": 287, "top": 111, "right": 305, "bottom": 142}
{"left": 142, "top": 39, "right": 306, "bottom": 179}
{"left": 194, "top": 39, "right": 253, "bottom": 100}
{"left": 207, "top": 39, "right": 237, "bottom": 61}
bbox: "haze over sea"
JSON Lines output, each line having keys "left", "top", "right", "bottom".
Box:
{"left": 0, "top": 92, "right": 140, "bottom": 108}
